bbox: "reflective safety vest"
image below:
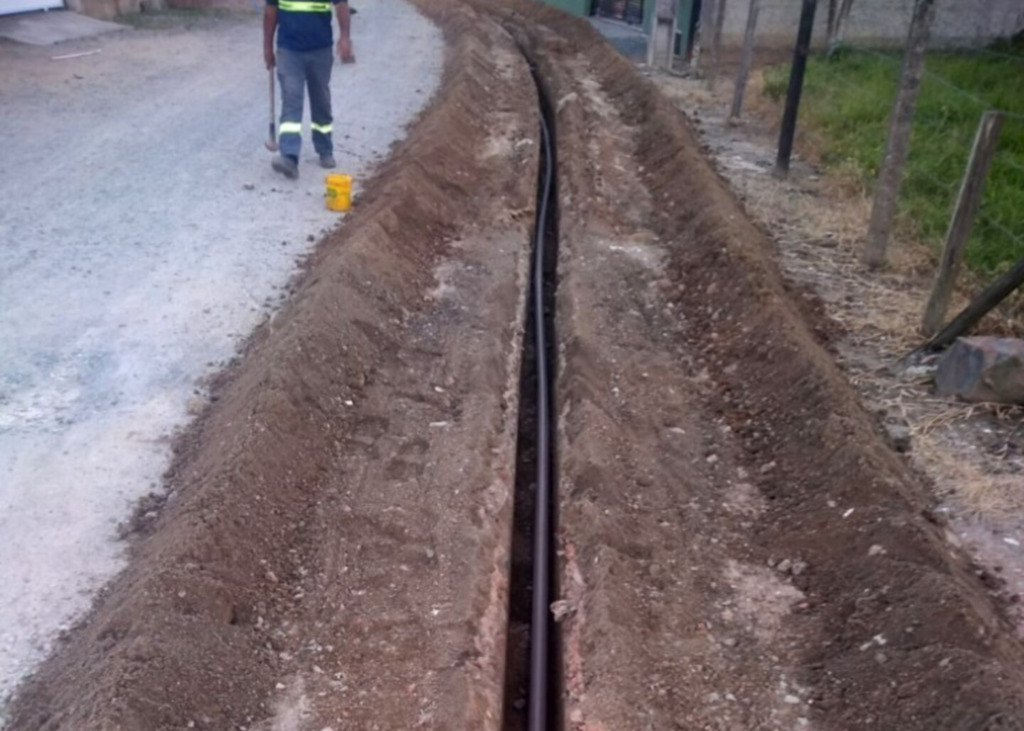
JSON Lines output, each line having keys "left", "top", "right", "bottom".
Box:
{"left": 269, "top": 0, "right": 340, "bottom": 52}
{"left": 278, "top": 0, "right": 331, "bottom": 10}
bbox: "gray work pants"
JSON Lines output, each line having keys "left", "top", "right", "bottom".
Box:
{"left": 276, "top": 46, "right": 334, "bottom": 159}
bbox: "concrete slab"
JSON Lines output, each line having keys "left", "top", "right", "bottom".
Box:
{"left": 0, "top": 9, "right": 124, "bottom": 46}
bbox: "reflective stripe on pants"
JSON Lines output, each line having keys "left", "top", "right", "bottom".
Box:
{"left": 276, "top": 46, "right": 334, "bottom": 159}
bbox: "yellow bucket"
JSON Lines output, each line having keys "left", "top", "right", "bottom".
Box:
{"left": 325, "top": 173, "right": 352, "bottom": 212}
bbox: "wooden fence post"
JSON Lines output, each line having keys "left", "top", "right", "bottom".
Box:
{"left": 826, "top": 0, "right": 853, "bottom": 56}
{"left": 922, "top": 255, "right": 1024, "bottom": 352}
{"left": 921, "top": 111, "right": 1005, "bottom": 335}
{"left": 708, "top": 0, "right": 729, "bottom": 89}
{"left": 729, "top": 0, "right": 761, "bottom": 121}
{"left": 862, "top": 0, "right": 937, "bottom": 269}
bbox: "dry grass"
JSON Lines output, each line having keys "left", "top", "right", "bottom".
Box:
{"left": 915, "top": 420, "right": 1024, "bottom": 524}
{"left": 731, "top": 149, "right": 929, "bottom": 356}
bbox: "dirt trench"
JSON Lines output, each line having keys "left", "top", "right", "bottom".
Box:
{"left": 488, "top": 3, "right": 1024, "bottom": 729}
{"left": 8, "top": 1, "right": 538, "bottom": 728}
{"left": 10, "top": 0, "right": 1024, "bottom": 729}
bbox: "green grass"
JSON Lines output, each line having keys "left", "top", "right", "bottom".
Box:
{"left": 763, "top": 45, "right": 1024, "bottom": 275}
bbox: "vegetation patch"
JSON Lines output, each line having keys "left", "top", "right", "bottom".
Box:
{"left": 764, "top": 44, "right": 1024, "bottom": 274}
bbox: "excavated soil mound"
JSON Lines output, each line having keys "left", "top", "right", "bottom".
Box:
{"left": 484, "top": 2, "right": 1024, "bottom": 729}
{"left": 8, "top": 2, "right": 537, "bottom": 728}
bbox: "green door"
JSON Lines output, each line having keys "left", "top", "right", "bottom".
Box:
{"left": 676, "top": 0, "right": 701, "bottom": 59}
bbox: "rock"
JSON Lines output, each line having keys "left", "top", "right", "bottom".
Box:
{"left": 186, "top": 396, "right": 205, "bottom": 416}
{"left": 901, "top": 364, "right": 936, "bottom": 383}
{"left": 882, "top": 421, "right": 912, "bottom": 453}
{"left": 569, "top": 709, "right": 584, "bottom": 723}
{"left": 776, "top": 559, "right": 792, "bottom": 574}
{"left": 550, "top": 599, "right": 575, "bottom": 622}
{"left": 935, "top": 337, "right": 1024, "bottom": 404}
{"left": 791, "top": 560, "right": 808, "bottom": 576}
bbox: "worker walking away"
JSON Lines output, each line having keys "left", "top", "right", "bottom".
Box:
{"left": 264, "top": 0, "right": 355, "bottom": 179}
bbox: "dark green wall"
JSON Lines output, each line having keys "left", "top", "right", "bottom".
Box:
{"left": 539, "top": 0, "right": 590, "bottom": 17}
{"left": 676, "top": 0, "right": 695, "bottom": 50}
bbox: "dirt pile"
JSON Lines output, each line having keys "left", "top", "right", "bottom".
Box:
{"left": 481, "top": 2, "right": 1024, "bottom": 728}
{"left": 7, "top": 2, "right": 537, "bottom": 728}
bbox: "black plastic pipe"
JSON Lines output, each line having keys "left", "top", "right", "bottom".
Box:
{"left": 528, "top": 94, "right": 555, "bottom": 731}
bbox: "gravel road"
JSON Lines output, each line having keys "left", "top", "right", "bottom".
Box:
{"left": 0, "top": 2, "right": 442, "bottom": 708}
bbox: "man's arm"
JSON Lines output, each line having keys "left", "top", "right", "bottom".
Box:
{"left": 335, "top": 1, "right": 354, "bottom": 63}
{"left": 263, "top": 3, "right": 278, "bottom": 69}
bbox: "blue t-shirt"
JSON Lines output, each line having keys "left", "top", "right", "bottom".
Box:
{"left": 269, "top": 0, "right": 344, "bottom": 53}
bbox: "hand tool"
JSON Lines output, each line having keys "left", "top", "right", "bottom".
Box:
{"left": 265, "top": 68, "right": 278, "bottom": 152}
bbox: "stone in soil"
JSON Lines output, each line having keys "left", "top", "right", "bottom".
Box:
{"left": 935, "top": 336, "right": 1024, "bottom": 404}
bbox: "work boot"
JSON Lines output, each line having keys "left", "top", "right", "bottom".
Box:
{"left": 272, "top": 154, "right": 299, "bottom": 180}
{"left": 319, "top": 153, "right": 336, "bottom": 169}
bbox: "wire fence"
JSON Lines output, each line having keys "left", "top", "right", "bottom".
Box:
{"left": 706, "top": 0, "right": 1024, "bottom": 291}
{"left": 654, "top": 0, "right": 1024, "bottom": 332}
{"left": 833, "top": 53, "right": 1020, "bottom": 271}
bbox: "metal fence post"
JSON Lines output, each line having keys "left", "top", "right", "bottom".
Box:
{"left": 773, "top": 0, "right": 818, "bottom": 178}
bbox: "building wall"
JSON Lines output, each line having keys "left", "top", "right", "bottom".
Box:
{"left": 544, "top": 0, "right": 591, "bottom": 17}
{"left": 68, "top": 0, "right": 253, "bottom": 17}
{"left": 65, "top": 0, "right": 164, "bottom": 18}
{"left": 719, "top": 0, "right": 1024, "bottom": 49}
{"left": 164, "top": 0, "right": 252, "bottom": 8}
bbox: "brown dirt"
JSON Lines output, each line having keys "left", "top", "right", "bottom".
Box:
{"left": 7, "top": 1, "right": 537, "bottom": 728}
{"left": 9, "top": 1, "right": 1024, "bottom": 730}
{"left": 654, "top": 57, "right": 1024, "bottom": 640}
{"left": 489, "top": 3, "right": 1024, "bottom": 729}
